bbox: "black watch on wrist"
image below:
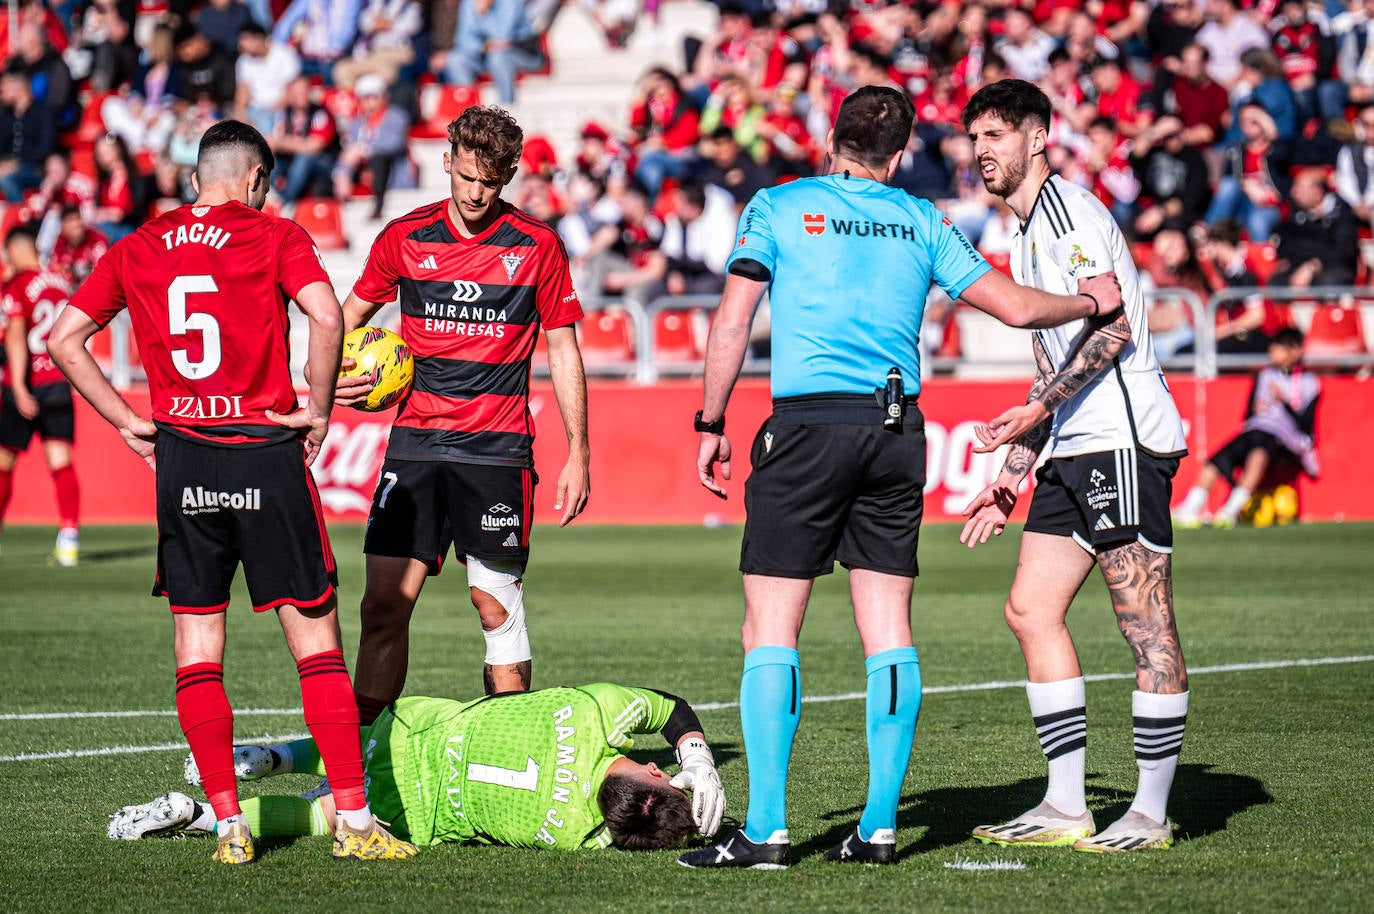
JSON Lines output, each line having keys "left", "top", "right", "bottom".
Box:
{"left": 694, "top": 410, "right": 725, "bottom": 435}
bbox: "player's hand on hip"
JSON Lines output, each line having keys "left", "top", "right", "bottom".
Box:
{"left": 554, "top": 454, "right": 590, "bottom": 526}
{"left": 959, "top": 482, "right": 1017, "bottom": 548}
{"left": 120, "top": 417, "right": 158, "bottom": 470}
{"left": 265, "top": 408, "right": 330, "bottom": 466}
{"left": 697, "top": 433, "right": 731, "bottom": 499}
{"left": 973, "top": 402, "right": 1047, "bottom": 453}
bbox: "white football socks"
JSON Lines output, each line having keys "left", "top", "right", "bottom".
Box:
{"left": 1027, "top": 678, "right": 1088, "bottom": 817}
{"left": 1130, "top": 690, "right": 1189, "bottom": 824}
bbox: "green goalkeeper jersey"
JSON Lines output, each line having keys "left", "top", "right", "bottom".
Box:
{"left": 386, "top": 684, "right": 679, "bottom": 849}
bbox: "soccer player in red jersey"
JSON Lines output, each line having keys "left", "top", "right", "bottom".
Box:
{"left": 337, "top": 106, "right": 589, "bottom": 716}
{"left": 0, "top": 225, "right": 80, "bottom": 564}
{"left": 47, "top": 120, "right": 416, "bottom": 865}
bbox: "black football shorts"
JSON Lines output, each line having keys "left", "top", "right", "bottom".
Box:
{"left": 0, "top": 383, "right": 75, "bottom": 451}
{"left": 153, "top": 433, "right": 338, "bottom": 613}
{"left": 1024, "top": 449, "right": 1180, "bottom": 554}
{"left": 1208, "top": 429, "right": 1300, "bottom": 479}
{"left": 740, "top": 395, "right": 926, "bottom": 579}
{"left": 363, "top": 458, "right": 534, "bottom": 572}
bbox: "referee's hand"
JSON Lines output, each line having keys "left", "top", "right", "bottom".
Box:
{"left": 697, "top": 432, "right": 732, "bottom": 499}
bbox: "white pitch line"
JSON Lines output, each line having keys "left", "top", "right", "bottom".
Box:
{"left": 3, "top": 654, "right": 1372, "bottom": 763}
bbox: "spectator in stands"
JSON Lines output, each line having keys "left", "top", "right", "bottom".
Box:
{"left": 1270, "top": 167, "right": 1361, "bottom": 288}
{"left": 1088, "top": 56, "right": 1151, "bottom": 139}
{"left": 195, "top": 0, "right": 255, "bottom": 56}
{"left": 1199, "top": 218, "right": 1277, "bottom": 354}
{"left": 144, "top": 150, "right": 197, "bottom": 207}
{"left": 31, "top": 151, "right": 96, "bottom": 226}
{"left": 573, "top": 121, "right": 628, "bottom": 183}
{"left": 445, "top": 0, "right": 544, "bottom": 106}
{"left": 176, "top": 24, "right": 236, "bottom": 107}
{"left": 1130, "top": 115, "right": 1212, "bottom": 239}
{"left": 996, "top": 6, "right": 1055, "bottom": 82}
{"left": 333, "top": 73, "right": 410, "bottom": 220}
{"left": 685, "top": 2, "right": 754, "bottom": 105}
{"left": 696, "top": 124, "right": 772, "bottom": 207}
{"left": 589, "top": 178, "right": 664, "bottom": 306}
{"left": 699, "top": 75, "right": 766, "bottom": 162}
{"left": 91, "top": 131, "right": 142, "bottom": 242}
{"left": 12, "top": 22, "right": 74, "bottom": 130}
{"left": 1224, "top": 47, "right": 1300, "bottom": 145}
{"left": 1271, "top": 0, "right": 1343, "bottom": 128}
{"left": 1333, "top": 0, "right": 1374, "bottom": 107}
{"left": 271, "top": 75, "right": 340, "bottom": 209}
{"left": 1145, "top": 0, "right": 1208, "bottom": 76}
{"left": 0, "top": 67, "right": 57, "bottom": 203}
{"left": 50, "top": 206, "right": 110, "bottom": 288}
{"left": 333, "top": 0, "right": 422, "bottom": 89}
{"left": 71, "top": 0, "right": 138, "bottom": 92}
{"left": 132, "top": 24, "right": 187, "bottom": 109}
{"left": 235, "top": 23, "right": 300, "bottom": 134}
{"left": 652, "top": 182, "right": 735, "bottom": 299}
{"left": 1072, "top": 116, "right": 1140, "bottom": 228}
{"left": 755, "top": 83, "right": 818, "bottom": 177}
{"left": 629, "top": 67, "right": 700, "bottom": 198}
{"left": 1196, "top": 0, "right": 1269, "bottom": 90}
{"left": 1064, "top": 8, "right": 1119, "bottom": 71}
{"left": 1173, "top": 327, "right": 1320, "bottom": 528}
{"left": 273, "top": 0, "right": 362, "bottom": 83}
{"left": 1205, "top": 101, "right": 1290, "bottom": 243}
{"left": 1140, "top": 226, "right": 1208, "bottom": 359}
{"left": 1156, "top": 42, "right": 1230, "bottom": 149}
{"left": 1335, "top": 104, "right": 1374, "bottom": 225}
{"left": 582, "top": 0, "right": 641, "bottom": 50}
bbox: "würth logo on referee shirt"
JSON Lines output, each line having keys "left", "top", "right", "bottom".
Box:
{"left": 452, "top": 280, "right": 483, "bottom": 302}
{"left": 802, "top": 213, "right": 826, "bottom": 236}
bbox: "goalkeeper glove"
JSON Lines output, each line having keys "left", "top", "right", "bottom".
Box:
{"left": 669, "top": 737, "right": 725, "bottom": 836}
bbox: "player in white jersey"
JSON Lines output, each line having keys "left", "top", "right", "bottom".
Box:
{"left": 957, "top": 80, "right": 1190, "bottom": 853}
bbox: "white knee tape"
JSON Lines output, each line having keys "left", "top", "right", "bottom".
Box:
{"left": 467, "top": 556, "right": 530, "bottom": 665}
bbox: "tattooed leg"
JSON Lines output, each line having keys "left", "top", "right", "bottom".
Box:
{"left": 1097, "top": 542, "right": 1188, "bottom": 693}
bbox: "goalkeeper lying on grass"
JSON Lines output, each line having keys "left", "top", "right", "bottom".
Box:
{"left": 110, "top": 684, "right": 725, "bottom": 853}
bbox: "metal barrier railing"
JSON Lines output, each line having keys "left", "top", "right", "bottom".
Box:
{"left": 1202, "top": 286, "right": 1374, "bottom": 378}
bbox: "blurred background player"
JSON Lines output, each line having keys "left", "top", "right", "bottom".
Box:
{"left": 1174, "top": 328, "right": 1321, "bottom": 529}
{"left": 0, "top": 225, "right": 80, "bottom": 564}
{"left": 960, "top": 79, "right": 1189, "bottom": 854}
{"left": 47, "top": 120, "right": 413, "bottom": 865}
{"left": 336, "top": 105, "right": 589, "bottom": 724}
{"left": 112, "top": 682, "right": 724, "bottom": 852}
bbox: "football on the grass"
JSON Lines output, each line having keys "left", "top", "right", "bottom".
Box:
{"left": 341, "top": 326, "right": 414, "bottom": 412}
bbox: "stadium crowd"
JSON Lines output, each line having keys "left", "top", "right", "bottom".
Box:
{"left": 4, "top": 0, "right": 1374, "bottom": 361}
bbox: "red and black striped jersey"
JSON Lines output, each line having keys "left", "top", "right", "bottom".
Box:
{"left": 352, "top": 199, "right": 582, "bottom": 467}
{"left": 2, "top": 268, "right": 72, "bottom": 389}
{"left": 69, "top": 200, "right": 330, "bottom": 446}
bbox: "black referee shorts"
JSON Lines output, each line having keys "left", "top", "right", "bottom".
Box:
{"left": 741, "top": 395, "right": 926, "bottom": 579}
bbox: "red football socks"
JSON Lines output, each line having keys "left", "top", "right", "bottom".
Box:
{"left": 297, "top": 650, "right": 367, "bottom": 812}
{"left": 50, "top": 465, "right": 79, "bottom": 529}
{"left": 175, "top": 662, "right": 239, "bottom": 819}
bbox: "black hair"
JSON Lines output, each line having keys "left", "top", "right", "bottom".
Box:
{"left": 832, "top": 86, "right": 915, "bottom": 170}
{"left": 961, "top": 78, "right": 1052, "bottom": 133}
{"left": 238, "top": 22, "right": 268, "bottom": 40}
{"left": 1272, "top": 327, "right": 1304, "bottom": 348}
{"left": 197, "top": 118, "right": 275, "bottom": 175}
{"left": 5, "top": 223, "right": 39, "bottom": 248}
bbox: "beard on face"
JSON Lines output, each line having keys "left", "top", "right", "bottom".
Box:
{"left": 982, "top": 150, "right": 1029, "bottom": 197}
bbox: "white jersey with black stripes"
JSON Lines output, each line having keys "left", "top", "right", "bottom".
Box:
{"left": 1011, "top": 175, "right": 1187, "bottom": 458}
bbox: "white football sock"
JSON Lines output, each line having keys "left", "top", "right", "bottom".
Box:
{"left": 1027, "top": 678, "right": 1088, "bottom": 817}
{"left": 1176, "top": 486, "right": 1207, "bottom": 519}
{"left": 338, "top": 806, "right": 374, "bottom": 832}
{"left": 1217, "top": 487, "right": 1251, "bottom": 522}
{"left": 1130, "top": 690, "right": 1189, "bottom": 824}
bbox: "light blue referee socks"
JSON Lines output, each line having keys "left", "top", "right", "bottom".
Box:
{"left": 858, "top": 646, "right": 921, "bottom": 841}
{"left": 740, "top": 646, "right": 801, "bottom": 844}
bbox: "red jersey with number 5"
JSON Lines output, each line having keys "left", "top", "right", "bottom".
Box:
{"left": 69, "top": 200, "right": 330, "bottom": 443}
{"left": 2, "top": 268, "right": 72, "bottom": 389}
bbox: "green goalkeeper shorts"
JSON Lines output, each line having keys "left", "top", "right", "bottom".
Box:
{"left": 361, "top": 708, "right": 412, "bottom": 840}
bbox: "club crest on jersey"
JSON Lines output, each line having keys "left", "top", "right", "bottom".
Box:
{"left": 500, "top": 252, "right": 525, "bottom": 280}
{"left": 802, "top": 213, "right": 826, "bottom": 236}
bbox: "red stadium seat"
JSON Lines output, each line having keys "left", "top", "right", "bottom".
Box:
{"left": 412, "top": 84, "right": 482, "bottom": 139}
{"left": 578, "top": 309, "right": 635, "bottom": 366}
{"left": 292, "top": 198, "right": 348, "bottom": 250}
{"left": 1305, "top": 304, "right": 1367, "bottom": 356}
{"left": 653, "top": 309, "right": 702, "bottom": 362}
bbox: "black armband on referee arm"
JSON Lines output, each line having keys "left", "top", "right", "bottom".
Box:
{"left": 728, "top": 258, "right": 772, "bottom": 282}
{"left": 651, "top": 689, "right": 705, "bottom": 746}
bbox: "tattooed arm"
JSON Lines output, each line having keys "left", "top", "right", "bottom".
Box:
{"left": 972, "top": 286, "right": 1133, "bottom": 454}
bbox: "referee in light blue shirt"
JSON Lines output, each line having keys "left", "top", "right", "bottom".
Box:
{"left": 679, "top": 86, "right": 1120, "bottom": 869}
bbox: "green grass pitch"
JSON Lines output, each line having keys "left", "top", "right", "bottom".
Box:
{"left": 2, "top": 522, "right": 1371, "bottom": 912}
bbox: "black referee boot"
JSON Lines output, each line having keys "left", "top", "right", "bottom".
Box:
{"left": 678, "top": 827, "right": 790, "bottom": 870}
{"left": 825, "top": 824, "right": 895, "bottom": 864}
